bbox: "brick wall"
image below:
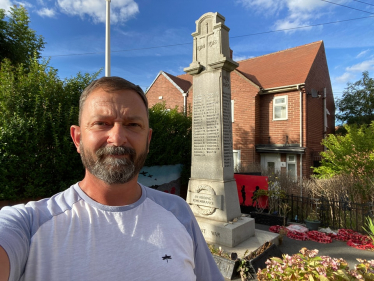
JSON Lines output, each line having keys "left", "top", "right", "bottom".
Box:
{"left": 304, "top": 42, "right": 335, "bottom": 178}
{"left": 231, "top": 71, "right": 259, "bottom": 168}
{"left": 257, "top": 90, "right": 301, "bottom": 145}
{"left": 146, "top": 73, "right": 185, "bottom": 111}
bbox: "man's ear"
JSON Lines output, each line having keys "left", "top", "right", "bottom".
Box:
{"left": 70, "top": 125, "right": 81, "bottom": 153}
{"left": 147, "top": 129, "right": 152, "bottom": 153}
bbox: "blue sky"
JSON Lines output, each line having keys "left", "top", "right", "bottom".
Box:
{"left": 1, "top": 0, "right": 374, "bottom": 101}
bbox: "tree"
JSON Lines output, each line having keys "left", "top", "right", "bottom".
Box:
{"left": 336, "top": 71, "right": 374, "bottom": 126}
{"left": 313, "top": 122, "right": 374, "bottom": 201}
{"left": 0, "top": 5, "right": 45, "bottom": 67}
{"left": 0, "top": 57, "right": 99, "bottom": 200}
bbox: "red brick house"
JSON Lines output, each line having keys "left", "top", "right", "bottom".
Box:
{"left": 145, "top": 41, "right": 335, "bottom": 181}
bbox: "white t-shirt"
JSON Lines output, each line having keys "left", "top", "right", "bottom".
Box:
{"left": 0, "top": 183, "right": 223, "bottom": 281}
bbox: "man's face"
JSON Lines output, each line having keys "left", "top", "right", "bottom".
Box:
{"left": 73, "top": 88, "right": 152, "bottom": 184}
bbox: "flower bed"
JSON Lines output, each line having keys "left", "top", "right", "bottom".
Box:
{"left": 257, "top": 248, "right": 374, "bottom": 280}
{"left": 269, "top": 225, "right": 374, "bottom": 249}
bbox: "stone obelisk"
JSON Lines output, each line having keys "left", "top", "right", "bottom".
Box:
{"left": 185, "top": 12, "right": 254, "bottom": 248}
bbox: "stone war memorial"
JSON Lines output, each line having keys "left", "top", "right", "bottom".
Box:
{"left": 184, "top": 12, "right": 255, "bottom": 248}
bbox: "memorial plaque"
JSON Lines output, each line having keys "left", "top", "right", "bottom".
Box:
{"left": 190, "top": 192, "right": 222, "bottom": 209}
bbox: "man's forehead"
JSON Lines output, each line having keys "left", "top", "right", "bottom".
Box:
{"left": 82, "top": 89, "right": 149, "bottom": 120}
{"left": 86, "top": 89, "right": 142, "bottom": 108}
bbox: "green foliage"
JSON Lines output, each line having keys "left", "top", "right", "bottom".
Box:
{"left": 0, "top": 57, "right": 98, "bottom": 200}
{"left": 208, "top": 244, "right": 231, "bottom": 260}
{"left": 362, "top": 217, "right": 374, "bottom": 245}
{"left": 336, "top": 71, "right": 374, "bottom": 126}
{"left": 306, "top": 210, "right": 320, "bottom": 222}
{"left": 0, "top": 5, "right": 45, "bottom": 67}
{"left": 237, "top": 259, "right": 251, "bottom": 281}
{"left": 313, "top": 122, "right": 374, "bottom": 201}
{"left": 146, "top": 103, "right": 192, "bottom": 186}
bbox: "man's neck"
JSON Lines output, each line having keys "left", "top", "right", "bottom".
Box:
{"left": 78, "top": 172, "right": 142, "bottom": 206}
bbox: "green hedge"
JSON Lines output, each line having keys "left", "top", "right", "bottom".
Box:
{"left": 0, "top": 58, "right": 98, "bottom": 200}
{"left": 0, "top": 63, "right": 192, "bottom": 200}
{"left": 146, "top": 103, "right": 192, "bottom": 187}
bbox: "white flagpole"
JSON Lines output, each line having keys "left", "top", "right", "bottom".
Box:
{"left": 105, "top": 0, "right": 111, "bottom": 77}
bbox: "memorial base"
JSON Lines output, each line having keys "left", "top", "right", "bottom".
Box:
{"left": 196, "top": 216, "right": 255, "bottom": 247}
{"left": 212, "top": 229, "right": 280, "bottom": 280}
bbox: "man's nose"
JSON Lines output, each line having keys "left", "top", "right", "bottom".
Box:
{"left": 107, "top": 123, "right": 127, "bottom": 146}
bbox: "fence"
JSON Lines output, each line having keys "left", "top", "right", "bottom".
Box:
{"left": 273, "top": 194, "right": 374, "bottom": 232}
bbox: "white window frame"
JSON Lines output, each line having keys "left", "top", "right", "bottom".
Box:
{"left": 233, "top": 149, "right": 241, "bottom": 172}
{"left": 273, "top": 95, "right": 288, "bottom": 121}
{"left": 231, "top": 100, "right": 234, "bottom": 123}
{"left": 287, "top": 154, "right": 297, "bottom": 180}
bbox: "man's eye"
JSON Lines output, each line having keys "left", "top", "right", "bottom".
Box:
{"left": 128, "top": 123, "right": 141, "bottom": 127}
{"left": 94, "top": 122, "right": 109, "bottom": 126}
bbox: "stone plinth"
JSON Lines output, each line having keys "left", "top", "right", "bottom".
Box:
{"left": 196, "top": 216, "right": 255, "bottom": 248}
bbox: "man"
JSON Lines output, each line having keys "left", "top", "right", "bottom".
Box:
{"left": 0, "top": 77, "right": 224, "bottom": 281}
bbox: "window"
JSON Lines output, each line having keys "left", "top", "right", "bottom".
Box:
{"left": 273, "top": 96, "right": 288, "bottom": 120}
{"left": 233, "top": 150, "right": 241, "bottom": 172}
{"left": 287, "top": 154, "right": 297, "bottom": 180}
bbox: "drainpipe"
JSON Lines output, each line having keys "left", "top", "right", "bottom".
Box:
{"left": 323, "top": 88, "right": 327, "bottom": 151}
{"left": 183, "top": 93, "right": 188, "bottom": 116}
{"left": 297, "top": 84, "right": 303, "bottom": 197}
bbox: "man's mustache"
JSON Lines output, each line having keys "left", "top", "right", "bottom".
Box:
{"left": 96, "top": 146, "right": 136, "bottom": 157}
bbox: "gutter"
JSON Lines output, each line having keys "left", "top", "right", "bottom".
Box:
{"left": 183, "top": 93, "right": 188, "bottom": 116}
{"left": 297, "top": 84, "right": 303, "bottom": 197}
{"left": 260, "top": 83, "right": 305, "bottom": 94}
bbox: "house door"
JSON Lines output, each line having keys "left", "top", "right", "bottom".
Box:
{"left": 261, "top": 154, "right": 281, "bottom": 173}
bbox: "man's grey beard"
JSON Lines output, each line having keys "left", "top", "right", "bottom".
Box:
{"left": 79, "top": 142, "right": 148, "bottom": 184}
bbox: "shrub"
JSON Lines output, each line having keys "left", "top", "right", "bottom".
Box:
{"left": 257, "top": 247, "right": 374, "bottom": 280}
{"left": 363, "top": 217, "right": 374, "bottom": 245}
{"left": 146, "top": 103, "right": 192, "bottom": 186}
{"left": 0, "top": 58, "right": 98, "bottom": 200}
{"left": 313, "top": 123, "right": 374, "bottom": 202}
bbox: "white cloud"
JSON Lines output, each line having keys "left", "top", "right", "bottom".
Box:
{"left": 13, "top": 1, "right": 33, "bottom": 8}
{"left": 236, "top": 0, "right": 285, "bottom": 15}
{"left": 233, "top": 54, "right": 253, "bottom": 61}
{"left": 335, "top": 58, "right": 374, "bottom": 84}
{"left": 237, "top": 0, "right": 329, "bottom": 33}
{"left": 0, "top": 0, "right": 33, "bottom": 13}
{"left": 0, "top": 0, "right": 12, "bottom": 12}
{"left": 335, "top": 72, "right": 356, "bottom": 83}
{"left": 356, "top": 49, "right": 370, "bottom": 58}
{"left": 346, "top": 59, "right": 374, "bottom": 72}
{"left": 37, "top": 7, "right": 56, "bottom": 17}
{"left": 57, "top": 0, "right": 139, "bottom": 24}
{"left": 274, "top": 18, "right": 312, "bottom": 33}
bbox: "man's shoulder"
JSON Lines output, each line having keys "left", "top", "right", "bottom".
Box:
{"left": 143, "top": 185, "right": 188, "bottom": 207}
{"left": 1, "top": 184, "right": 81, "bottom": 226}
{"left": 141, "top": 185, "right": 194, "bottom": 219}
{"left": 25, "top": 184, "right": 81, "bottom": 215}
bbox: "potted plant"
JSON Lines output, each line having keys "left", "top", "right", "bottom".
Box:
{"left": 208, "top": 244, "right": 239, "bottom": 280}
{"left": 237, "top": 258, "right": 251, "bottom": 281}
{"left": 305, "top": 210, "right": 321, "bottom": 230}
{"left": 250, "top": 187, "right": 287, "bottom": 226}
